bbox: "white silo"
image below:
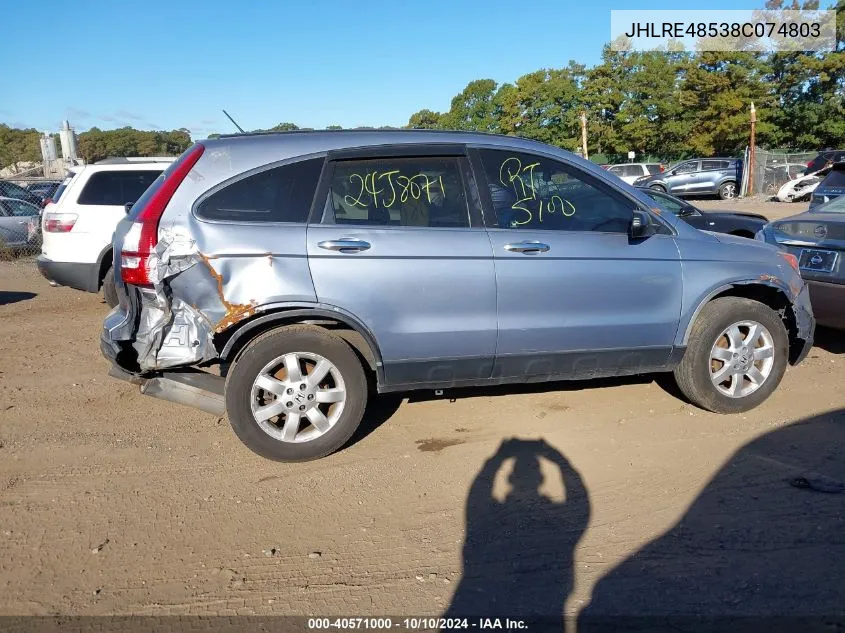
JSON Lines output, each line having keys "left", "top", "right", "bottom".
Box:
{"left": 58, "top": 120, "right": 78, "bottom": 161}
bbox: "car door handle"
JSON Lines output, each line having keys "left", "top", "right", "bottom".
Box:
{"left": 504, "top": 241, "right": 550, "bottom": 254}
{"left": 317, "top": 239, "right": 371, "bottom": 253}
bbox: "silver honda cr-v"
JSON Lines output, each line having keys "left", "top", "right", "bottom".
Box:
{"left": 101, "top": 130, "right": 814, "bottom": 461}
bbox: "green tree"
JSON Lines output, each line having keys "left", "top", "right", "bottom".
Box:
{"left": 407, "top": 109, "right": 443, "bottom": 129}
{"left": 440, "top": 79, "right": 500, "bottom": 131}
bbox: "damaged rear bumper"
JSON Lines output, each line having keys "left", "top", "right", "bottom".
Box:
{"left": 105, "top": 359, "right": 225, "bottom": 417}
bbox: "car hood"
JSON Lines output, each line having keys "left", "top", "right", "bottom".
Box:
{"left": 704, "top": 211, "right": 768, "bottom": 222}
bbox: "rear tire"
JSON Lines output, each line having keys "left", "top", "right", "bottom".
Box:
{"left": 674, "top": 297, "right": 788, "bottom": 414}
{"left": 102, "top": 266, "right": 118, "bottom": 308}
{"left": 718, "top": 181, "right": 737, "bottom": 200}
{"left": 225, "top": 325, "right": 368, "bottom": 462}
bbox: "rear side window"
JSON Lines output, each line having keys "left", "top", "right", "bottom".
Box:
{"left": 702, "top": 160, "right": 722, "bottom": 170}
{"left": 78, "top": 171, "right": 162, "bottom": 206}
{"left": 646, "top": 164, "right": 662, "bottom": 174}
{"left": 327, "top": 157, "right": 470, "bottom": 228}
{"left": 196, "top": 158, "right": 323, "bottom": 223}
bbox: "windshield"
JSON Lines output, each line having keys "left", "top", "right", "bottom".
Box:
{"left": 814, "top": 194, "right": 845, "bottom": 213}
{"left": 641, "top": 190, "right": 685, "bottom": 215}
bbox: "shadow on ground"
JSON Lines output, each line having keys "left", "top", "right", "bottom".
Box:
{"left": 579, "top": 407, "right": 845, "bottom": 632}
{"left": 444, "top": 438, "right": 590, "bottom": 627}
{"left": 813, "top": 326, "right": 845, "bottom": 355}
{"left": 441, "top": 410, "right": 845, "bottom": 631}
{"left": 406, "top": 374, "right": 656, "bottom": 405}
{"left": 0, "top": 291, "right": 36, "bottom": 306}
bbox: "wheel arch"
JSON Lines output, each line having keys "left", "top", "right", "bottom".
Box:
{"left": 216, "top": 306, "right": 385, "bottom": 386}
{"left": 95, "top": 243, "right": 113, "bottom": 290}
{"left": 681, "top": 280, "right": 803, "bottom": 363}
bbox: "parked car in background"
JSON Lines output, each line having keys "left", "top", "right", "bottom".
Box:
{"left": 756, "top": 192, "right": 845, "bottom": 329}
{"left": 25, "top": 180, "right": 62, "bottom": 205}
{"left": 638, "top": 188, "right": 766, "bottom": 238}
{"left": 0, "top": 180, "right": 43, "bottom": 207}
{"left": 809, "top": 161, "right": 845, "bottom": 210}
{"left": 36, "top": 159, "right": 173, "bottom": 306}
{"left": 605, "top": 162, "right": 665, "bottom": 184}
{"left": 0, "top": 197, "right": 41, "bottom": 251}
{"left": 100, "top": 130, "right": 813, "bottom": 462}
{"left": 804, "top": 149, "right": 845, "bottom": 175}
{"left": 634, "top": 158, "right": 742, "bottom": 200}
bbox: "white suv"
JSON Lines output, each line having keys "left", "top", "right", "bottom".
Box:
{"left": 37, "top": 159, "right": 173, "bottom": 306}
{"left": 606, "top": 163, "right": 665, "bottom": 184}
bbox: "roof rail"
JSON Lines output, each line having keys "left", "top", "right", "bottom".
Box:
{"left": 94, "top": 156, "right": 176, "bottom": 165}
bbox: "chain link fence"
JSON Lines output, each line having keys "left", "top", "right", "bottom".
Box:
{"left": 0, "top": 176, "right": 60, "bottom": 260}
{"left": 741, "top": 148, "right": 816, "bottom": 198}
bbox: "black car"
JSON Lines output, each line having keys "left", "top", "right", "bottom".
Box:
{"left": 757, "top": 192, "right": 845, "bottom": 329}
{"left": 638, "top": 188, "right": 766, "bottom": 238}
{"left": 809, "top": 161, "right": 845, "bottom": 210}
{"left": 0, "top": 180, "right": 42, "bottom": 207}
{"left": 804, "top": 149, "right": 845, "bottom": 175}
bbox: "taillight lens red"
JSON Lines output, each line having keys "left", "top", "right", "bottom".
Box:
{"left": 44, "top": 212, "right": 77, "bottom": 232}
{"left": 120, "top": 144, "right": 205, "bottom": 286}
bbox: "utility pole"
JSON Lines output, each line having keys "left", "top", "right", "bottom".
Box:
{"left": 580, "top": 112, "right": 588, "bottom": 160}
{"left": 748, "top": 102, "right": 756, "bottom": 196}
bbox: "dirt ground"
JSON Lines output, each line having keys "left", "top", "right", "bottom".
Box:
{"left": 1, "top": 197, "right": 843, "bottom": 622}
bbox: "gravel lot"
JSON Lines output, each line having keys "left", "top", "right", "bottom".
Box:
{"left": 1, "top": 197, "right": 843, "bottom": 621}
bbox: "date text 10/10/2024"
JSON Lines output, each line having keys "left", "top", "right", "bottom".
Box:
{"left": 307, "top": 617, "right": 529, "bottom": 630}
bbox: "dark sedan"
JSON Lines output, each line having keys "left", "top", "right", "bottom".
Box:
{"left": 756, "top": 193, "right": 845, "bottom": 329}
{"left": 637, "top": 187, "right": 766, "bottom": 238}
{"left": 0, "top": 180, "right": 42, "bottom": 207}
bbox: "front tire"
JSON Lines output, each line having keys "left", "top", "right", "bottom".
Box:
{"left": 649, "top": 184, "right": 666, "bottom": 193}
{"left": 225, "top": 325, "right": 368, "bottom": 462}
{"left": 674, "top": 297, "right": 788, "bottom": 413}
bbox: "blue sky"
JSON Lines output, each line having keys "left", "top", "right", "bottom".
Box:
{"left": 0, "top": 0, "right": 797, "bottom": 138}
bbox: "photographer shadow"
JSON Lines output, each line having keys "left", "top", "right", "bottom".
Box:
{"left": 444, "top": 438, "right": 591, "bottom": 626}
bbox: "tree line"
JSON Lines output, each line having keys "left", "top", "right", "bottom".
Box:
{"left": 0, "top": 125, "right": 192, "bottom": 169}
{"left": 408, "top": 0, "right": 844, "bottom": 161}
{"left": 1, "top": 1, "right": 841, "bottom": 170}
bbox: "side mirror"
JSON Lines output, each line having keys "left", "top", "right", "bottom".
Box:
{"left": 630, "top": 210, "right": 656, "bottom": 239}
{"left": 669, "top": 169, "right": 677, "bottom": 176}
{"left": 124, "top": 202, "right": 134, "bottom": 214}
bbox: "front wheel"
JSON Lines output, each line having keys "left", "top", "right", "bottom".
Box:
{"left": 673, "top": 297, "right": 788, "bottom": 413}
{"left": 225, "top": 325, "right": 368, "bottom": 462}
{"left": 649, "top": 184, "right": 666, "bottom": 193}
{"left": 718, "top": 181, "right": 737, "bottom": 200}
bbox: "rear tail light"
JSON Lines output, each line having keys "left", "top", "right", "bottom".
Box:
{"left": 120, "top": 144, "right": 205, "bottom": 286}
{"left": 44, "top": 212, "right": 77, "bottom": 232}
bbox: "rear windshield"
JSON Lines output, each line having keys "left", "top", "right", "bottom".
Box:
{"left": 819, "top": 170, "right": 845, "bottom": 190}
{"left": 78, "top": 170, "right": 162, "bottom": 206}
{"left": 52, "top": 181, "right": 69, "bottom": 203}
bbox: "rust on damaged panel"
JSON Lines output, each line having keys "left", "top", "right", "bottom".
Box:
{"left": 199, "top": 253, "right": 257, "bottom": 333}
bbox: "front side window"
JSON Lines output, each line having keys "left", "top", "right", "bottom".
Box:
{"left": 674, "top": 161, "right": 698, "bottom": 174}
{"left": 196, "top": 157, "right": 323, "bottom": 223}
{"left": 78, "top": 171, "right": 162, "bottom": 206}
{"left": 327, "top": 157, "right": 469, "bottom": 228}
{"left": 477, "top": 149, "right": 632, "bottom": 233}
